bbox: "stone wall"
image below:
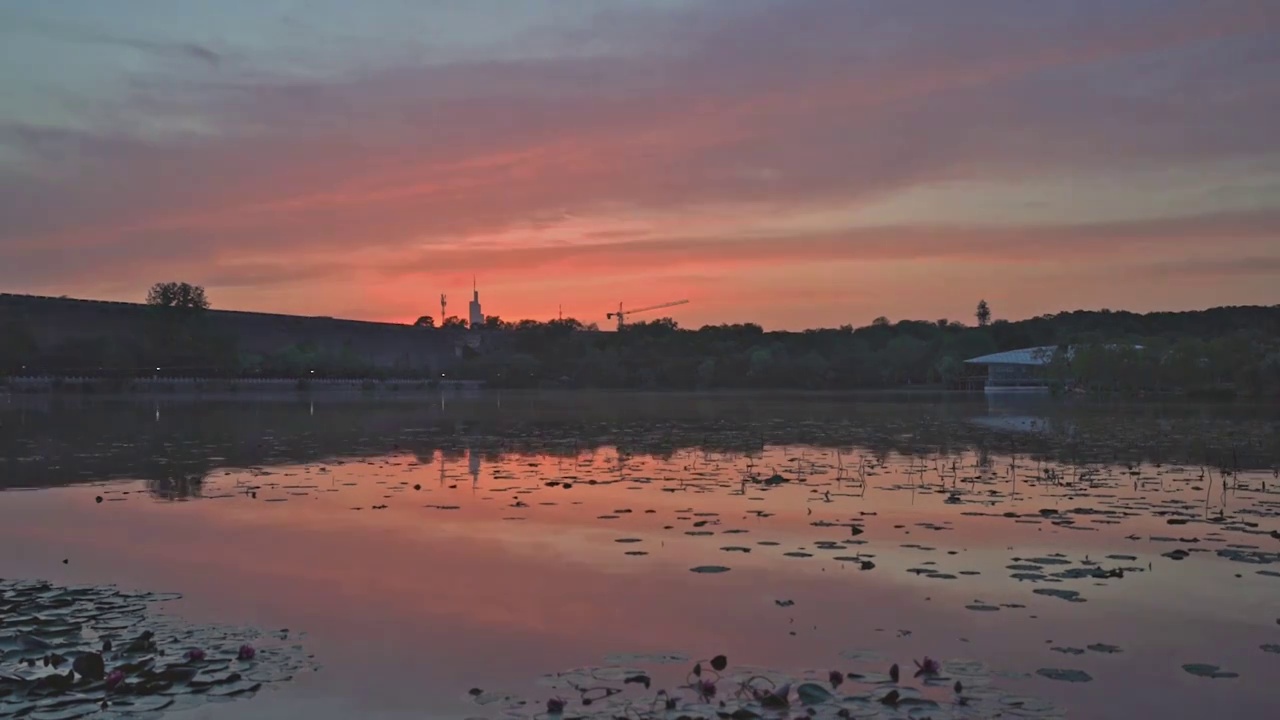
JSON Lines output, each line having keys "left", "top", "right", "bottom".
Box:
{"left": 0, "top": 293, "right": 475, "bottom": 373}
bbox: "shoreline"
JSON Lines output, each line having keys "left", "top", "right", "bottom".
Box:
{"left": 1, "top": 381, "right": 1269, "bottom": 407}
{"left": 0, "top": 376, "right": 484, "bottom": 395}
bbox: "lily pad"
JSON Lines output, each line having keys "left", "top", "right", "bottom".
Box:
{"left": 466, "top": 650, "right": 1065, "bottom": 720}
{"left": 1033, "top": 588, "right": 1085, "bottom": 602}
{"left": 1035, "top": 668, "right": 1093, "bottom": 683}
{"left": 0, "top": 579, "right": 314, "bottom": 719}
{"left": 603, "top": 653, "right": 688, "bottom": 665}
{"left": 1182, "top": 664, "right": 1239, "bottom": 679}
{"left": 1087, "top": 643, "right": 1123, "bottom": 654}
{"left": 796, "top": 682, "right": 834, "bottom": 705}
{"left": 838, "top": 649, "right": 886, "bottom": 662}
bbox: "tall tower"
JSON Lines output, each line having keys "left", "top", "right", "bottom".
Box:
{"left": 440, "top": 293, "right": 447, "bottom": 324}
{"left": 468, "top": 276, "right": 484, "bottom": 328}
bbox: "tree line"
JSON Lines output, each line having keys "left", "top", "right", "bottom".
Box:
{"left": 453, "top": 305, "right": 1280, "bottom": 397}
{"left": 2, "top": 284, "right": 1277, "bottom": 396}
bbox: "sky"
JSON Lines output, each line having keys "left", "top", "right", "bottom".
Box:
{"left": 1, "top": 0, "right": 1278, "bottom": 330}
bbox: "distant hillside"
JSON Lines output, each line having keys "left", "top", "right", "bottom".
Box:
{"left": 0, "top": 292, "right": 470, "bottom": 378}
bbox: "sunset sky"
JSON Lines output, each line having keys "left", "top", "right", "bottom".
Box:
{"left": 2, "top": 0, "right": 1278, "bottom": 330}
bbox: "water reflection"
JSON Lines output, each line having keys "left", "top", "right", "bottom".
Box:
{"left": 0, "top": 394, "right": 1277, "bottom": 719}
{"left": 969, "top": 393, "right": 1072, "bottom": 437}
{"left": 2, "top": 393, "right": 1277, "bottom": 497}
{"left": 147, "top": 471, "right": 205, "bottom": 500}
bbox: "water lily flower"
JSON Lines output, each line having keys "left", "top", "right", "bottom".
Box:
{"left": 756, "top": 682, "right": 791, "bottom": 709}
{"left": 829, "top": 670, "right": 844, "bottom": 688}
{"left": 237, "top": 644, "right": 256, "bottom": 661}
{"left": 546, "top": 697, "right": 566, "bottom": 713}
{"left": 105, "top": 669, "right": 125, "bottom": 689}
{"left": 696, "top": 678, "right": 717, "bottom": 699}
{"left": 914, "top": 656, "right": 941, "bottom": 676}
{"left": 185, "top": 649, "right": 206, "bottom": 662}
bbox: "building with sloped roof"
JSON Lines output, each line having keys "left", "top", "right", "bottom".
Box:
{"left": 964, "top": 344, "right": 1150, "bottom": 393}
{"left": 964, "top": 346, "right": 1060, "bottom": 393}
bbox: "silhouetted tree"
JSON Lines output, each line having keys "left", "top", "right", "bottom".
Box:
{"left": 975, "top": 299, "right": 991, "bottom": 327}
{"left": 146, "top": 282, "right": 210, "bottom": 310}
{"left": 414, "top": 315, "right": 435, "bottom": 327}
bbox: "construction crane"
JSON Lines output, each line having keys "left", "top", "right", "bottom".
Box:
{"left": 607, "top": 299, "right": 689, "bottom": 331}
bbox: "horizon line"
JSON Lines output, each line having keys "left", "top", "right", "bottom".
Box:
{"left": 3, "top": 291, "right": 1275, "bottom": 333}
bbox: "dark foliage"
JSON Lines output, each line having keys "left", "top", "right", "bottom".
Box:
{"left": 456, "top": 306, "right": 1280, "bottom": 396}
{"left": 145, "top": 282, "right": 210, "bottom": 310}
{"left": 3, "top": 304, "right": 1277, "bottom": 395}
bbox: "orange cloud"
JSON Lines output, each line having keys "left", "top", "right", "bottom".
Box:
{"left": 1, "top": 0, "right": 1277, "bottom": 327}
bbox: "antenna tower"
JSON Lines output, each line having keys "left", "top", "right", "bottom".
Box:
{"left": 440, "top": 293, "right": 447, "bottom": 323}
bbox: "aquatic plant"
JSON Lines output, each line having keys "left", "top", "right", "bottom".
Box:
{"left": 0, "top": 579, "right": 315, "bottom": 718}
{"left": 914, "top": 656, "right": 941, "bottom": 676}
{"left": 466, "top": 651, "right": 1065, "bottom": 719}
{"left": 8, "top": 396, "right": 1279, "bottom": 718}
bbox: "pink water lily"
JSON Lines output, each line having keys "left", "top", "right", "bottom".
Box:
{"left": 546, "top": 697, "right": 566, "bottom": 713}
{"left": 914, "top": 657, "right": 941, "bottom": 676}
{"left": 755, "top": 682, "right": 791, "bottom": 709}
{"left": 105, "top": 669, "right": 125, "bottom": 689}
{"left": 237, "top": 644, "right": 256, "bottom": 661}
{"left": 185, "top": 649, "right": 205, "bottom": 662}
{"left": 696, "top": 678, "right": 717, "bottom": 699}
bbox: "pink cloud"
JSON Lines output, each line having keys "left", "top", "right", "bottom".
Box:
{"left": 1, "top": 0, "right": 1277, "bottom": 327}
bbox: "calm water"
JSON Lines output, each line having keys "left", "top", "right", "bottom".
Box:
{"left": 1, "top": 392, "right": 1278, "bottom": 719}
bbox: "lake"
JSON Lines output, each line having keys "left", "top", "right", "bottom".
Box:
{"left": 1, "top": 392, "right": 1278, "bottom": 719}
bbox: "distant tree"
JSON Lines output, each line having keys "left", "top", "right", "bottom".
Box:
{"left": 975, "top": 299, "right": 991, "bottom": 327}
{"left": 441, "top": 316, "right": 468, "bottom": 329}
{"left": 413, "top": 315, "right": 435, "bottom": 328}
{"left": 147, "top": 282, "right": 209, "bottom": 310}
{"left": 696, "top": 357, "right": 717, "bottom": 387}
{"left": 18, "top": 286, "right": 1280, "bottom": 394}
{"left": 934, "top": 355, "right": 962, "bottom": 386}
{"left": 482, "top": 315, "right": 509, "bottom": 330}
{"left": 555, "top": 317, "right": 587, "bottom": 331}
{"left": 624, "top": 318, "right": 679, "bottom": 336}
